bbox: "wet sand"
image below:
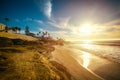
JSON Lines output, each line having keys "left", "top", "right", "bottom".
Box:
{"left": 51, "top": 45, "right": 120, "bottom": 80}
{"left": 87, "top": 51, "right": 120, "bottom": 80}
{"left": 70, "top": 45, "right": 120, "bottom": 80}
{"left": 51, "top": 45, "right": 104, "bottom": 80}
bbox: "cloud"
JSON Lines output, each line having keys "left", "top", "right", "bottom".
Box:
{"left": 20, "top": 30, "right": 25, "bottom": 34}
{"left": 39, "top": 28, "right": 69, "bottom": 39}
{"left": 44, "top": 0, "right": 52, "bottom": 19}
{"left": 39, "top": 20, "right": 120, "bottom": 40}
{"left": 34, "top": 19, "right": 43, "bottom": 24}
{"left": 48, "top": 17, "right": 71, "bottom": 29}
{"left": 97, "top": 19, "right": 120, "bottom": 33}
{"left": 25, "top": 17, "right": 33, "bottom": 21}
{"left": 15, "top": 19, "right": 20, "bottom": 22}
{"left": 23, "top": 17, "right": 44, "bottom": 25}
{"left": 104, "top": 19, "right": 120, "bottom": 26}
{"left": 38, "top": 0, "right": 52, "bottom": 19}
{"left": 38, "top": 16, "right": 84, "bottom": 40}
{"left": 23, "top": 17, "right": 33, "bottom": 22}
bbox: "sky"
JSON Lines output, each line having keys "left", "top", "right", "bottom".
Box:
{"left": 0, "top": 0, "right": 120, "bottom": 41}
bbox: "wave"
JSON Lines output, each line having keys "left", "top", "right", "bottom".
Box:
{"left": 70, "top": 43, "right": 120, "bottom": 64}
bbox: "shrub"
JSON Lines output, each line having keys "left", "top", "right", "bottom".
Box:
{"left": 11, "top": 39, "right": 25, "bottom": 45}
{"left": 0, "top": 37, "right": 13, "bottom": 47}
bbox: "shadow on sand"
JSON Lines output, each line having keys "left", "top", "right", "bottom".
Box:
{"left": 93, "top": 62, "right": 120, "bottom": 80}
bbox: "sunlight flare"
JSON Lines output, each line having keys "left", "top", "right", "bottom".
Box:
{"left": 79, "top": 23, "right": 93, "bottom": 35}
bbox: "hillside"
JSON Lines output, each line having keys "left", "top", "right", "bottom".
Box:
{"left": 0, "top": 32, "right": 105, "bottom": 80}
{"left": 0, "top": 32, "right": 37, "bottom": 41}
{"left": 0, "top": 33, "right": 71, "bottom": 80}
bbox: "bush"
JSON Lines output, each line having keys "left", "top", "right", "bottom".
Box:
{"left": 0, "top": 37, "right": 38, "bottom": 46}
{"left": 11, "top": 39, "right": 25, "bottom": 45}
{"left": 0, "top": 37, "right": 13, "bottom": 47}
{"left": 12, "top": 39, "right": 38, "bottom": 45}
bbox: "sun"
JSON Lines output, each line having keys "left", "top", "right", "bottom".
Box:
{"left": 79, "top": 23, "right": 93, "bottom": 35}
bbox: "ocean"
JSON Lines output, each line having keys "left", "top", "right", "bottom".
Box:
{"left": 70, "top": 40, "right": 120, "bottom": 63}
{"left": 67, "top": 40, "right": 120, "bottom": 80}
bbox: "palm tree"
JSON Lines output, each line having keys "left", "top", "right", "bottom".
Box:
{"left": 5, "top": 26, "right": 9, "bottom": 32}
{"left": 4, "top": 17, "right": 9, "bottom": 32}
{"left": 25, "top": 26, "right": 29, "bottom": 35}
{"left": 37, "top": 33, "right": 39, "bottom": 36}
{"left": 4, "top": 18, "right": 9, "bottom": 23}
{"left": 37, "top": 31, "right": 41, "bottom": 36}
{"left": 42, "top": 32, "right": 46, "bottom": 37}
{"left": 15, "top": 26, "right": 18, "bottom": 33}
{"left": 39, "top": 31, "right": 41, "bottom": 34}
{"left": 48, "top": 33, "right": 50, "bottom": 38}
{"left": 11, "top": 26, "right": 20, "bottom": 33}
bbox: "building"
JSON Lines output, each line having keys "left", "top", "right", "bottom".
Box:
{"left": 0, "top": 23, "right": 6, "bottom": 31}
{"left": 0, "top": 23, "right": 13, "bottom": 33}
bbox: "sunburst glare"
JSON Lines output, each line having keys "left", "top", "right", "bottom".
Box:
{"left": 79, "top": 23, "right": 93, "bottom": 35}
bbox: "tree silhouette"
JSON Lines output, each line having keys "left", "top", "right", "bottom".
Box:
{"left": 48, "top": 33, "right": 50, "bottom": 38}
{"left": 37, "top": 31, "right": 41, "bottom": 36}
{"left": 12, "top": 27, "right": 15, "bottom": 33}
{"left": 4, "top": 17, "right": 9, "bottom": 32}
{"left": 25, "top": 26, "right": 29, "bottom": 35}
{"left": 41, "top": 31, "right": 51, "bottom": 38}
{"left": 42, "top": 32, "right": 46, "bottom": 37}
{"left": 39, "top": 31, "right": 41, "bottom": 34}
{"left": 18, "top": 27, "right": 21, "bottom": 33}
{"left": 12, "top": 26, "right": 21, "bottom": 33}
{"left": 15, "top": 26, "right": 18, "bottom": 33}
{"left": 4, "top": 18, "right": 9, "bottom": 23}
{"left": 37, "top": 33, "right": 39, "bottom": 36}
{"left": 5, "top": 26, "right": 9, "bottom": 32}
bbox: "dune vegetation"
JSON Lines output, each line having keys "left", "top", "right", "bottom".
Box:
{"left": 0, "top": 33, "right": 70, "bottom": 80}
{"left": 0, "top": 32, "right": 37, "bottom": 41}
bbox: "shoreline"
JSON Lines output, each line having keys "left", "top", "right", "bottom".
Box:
{"left": 51, "top": 45, "right": 120, "bottom": 80}
{"left": 69, "top": 44, "right": 120, "bottom": 80}
{"left": 51, "top": 45, "right": 104, "bottom": 80}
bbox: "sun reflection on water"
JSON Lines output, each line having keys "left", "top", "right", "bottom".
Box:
{"left": 80, "top": 41, "right": 92, "bottom": 68}
{"left": 81, "top": 40, "right": 93, "bottom": 49}
{"left": 74, "top": 41, "right": 93, "bottom": 68}
{"left": 81, "top": 44, "right": 93, "bottom": 49}
{"left": 82, "top": 51, "right": 91, "bottom": 68}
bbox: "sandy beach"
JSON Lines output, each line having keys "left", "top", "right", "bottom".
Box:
{"left": 51, "top": 45, "right": 104, "bottom": 80}
{"left": 70, "top": 44, "right": 120, "bottom": 80}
